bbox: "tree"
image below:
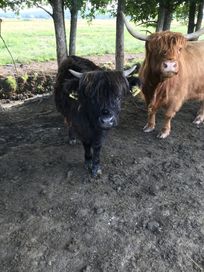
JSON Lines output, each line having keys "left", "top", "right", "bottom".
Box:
{"left": 187, "top": 0, "right": 204, "bottom": 37}
{"left": 156, "top": 0, "right": 185, "bottom": 31}
{"left": 125, "top": 0, "right": 184, "bottom": 31}
{"left": 67, "top": 0, "right": 112, "bottom": 56}
{"left": 68, "top": 0, "right": 79, "bottom": 55}
{"left": 196, "top": 0, "right": 204, "bottom": 31}
{"left": 156, "top": 4, "right": 166, "bottom": 31}
{"left": 187, "top": 0, "right": 197, "bottom": 33}
{"left": 125, "top": 0, "right": 158, "bottom": 28}
{"left": 115, "top": 0, "right": 124, "bottom": 70}
{"left": 50, "top": 0, "right": 68, "bottom": 65}
{"left": 175, "top": 0, "right": 204, "bottom": 34}
{"left": 1, "top": 0, "right": 67, "bottom": 66}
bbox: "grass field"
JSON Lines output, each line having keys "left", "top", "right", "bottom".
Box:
{"left": 0, "top": 18, "right": 196, "bottom": 65}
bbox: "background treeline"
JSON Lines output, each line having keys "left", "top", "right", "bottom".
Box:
{"left": 0, "top": 0, "right": 204, "bottom": 69}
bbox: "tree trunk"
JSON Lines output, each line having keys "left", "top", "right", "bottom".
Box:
{"left": 51, "top": 0, "right": 68, "bottom": 66}
{"left": 196, "top": 0, "right": 204, "bottom": 31}
{"left": 156, "top": 5, "right": 166, "bottom": 32}
{"left": 188, "top": 1, "right": 196, "bottom": 33}
{"left": 163, "top": 8, "right": 173, "bottom": 30}
{"left": 115, "top": 0, "right": 124, "bottom": 71}
{"left": 69, "top": 1, "right": 78, "bottom": 56}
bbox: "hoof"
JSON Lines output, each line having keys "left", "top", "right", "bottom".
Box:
{"left": 68, "top": 138, "right": 77, "bottom": 145}
{"left": 91, "top": 167, "right": 102, "bottom": 178}
{"left": 157, "top": 130, "right": 170, "bottom": 139}
{"left": 84, "top": 159, "right": 92, "bottom": 170}
{"left": 193, "top": 115, "right": 204, "bottom": 125}
{"left": 143, "top": 124, "right": 155, "bottom": 133}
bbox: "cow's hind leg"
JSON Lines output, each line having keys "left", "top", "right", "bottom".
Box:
{"left": 193, "top": 101, "right": 204, "bottom": 125}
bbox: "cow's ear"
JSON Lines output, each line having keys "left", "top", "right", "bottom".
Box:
{"left": 69, "top": 69, "right": 83, "bottom": 78}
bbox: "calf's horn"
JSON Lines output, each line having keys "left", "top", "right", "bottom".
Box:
{"left": 123, "top": 65, "right": 137, "bottom": 77}
{"left": 69, "top": 69, "right": 83, "bottom": 78}
{"left": 121, "top": 12, "right": 149, "bottom": 41}
{"left": 184, "top": 27, "right": 204, "bottom": 41}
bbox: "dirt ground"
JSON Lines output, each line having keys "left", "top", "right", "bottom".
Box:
{"left": 0, "top": 58, "right": 204, "bottom": 272}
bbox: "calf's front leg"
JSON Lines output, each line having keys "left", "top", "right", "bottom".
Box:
{"left": 92, "top": 145, "right": 102, "bottom": 177}
{"left": 83, "top": 142, "right": 102, "bottom": 177}
{"left": 83, "top": 142, "right": 92, "bottom": 170}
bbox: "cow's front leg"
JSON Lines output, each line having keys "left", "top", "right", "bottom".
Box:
{"left": 158, "top": 108, "right": 178, "bottom": 138}
{"left": 193, "top": 101, "right": 204, "bottom": 125}
{"left": 157, "top": 115, "right": 173, "bottom": 139}
{"left": 92, "top": 145, "right": 102, "bottom": 178}
{"left": 83, "top": 142, "right": 92, "bottom": 170}
{"left": 158, "top": 102, "right": 183, "bottom": 138}
{"left": 143, "top": 106, "right": 157, "bottom": 133}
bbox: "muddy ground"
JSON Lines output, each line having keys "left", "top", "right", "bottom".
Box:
{"left": 0, "top": 89, "right": 204, "bottom": 272}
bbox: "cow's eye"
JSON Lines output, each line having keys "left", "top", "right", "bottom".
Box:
{"left": 178, "top": 47, "right": 182, "bottom": 53}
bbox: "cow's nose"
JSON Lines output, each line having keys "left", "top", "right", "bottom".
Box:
{"left": 99, "top": 114, "right": 115, "bottom": 128}
{"left": 162, "top": 61, "right": 178, "bottom": 73}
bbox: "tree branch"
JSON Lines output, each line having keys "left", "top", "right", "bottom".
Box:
{"left": 136, "top": 20, "right": 157, "bottom": 27}
{"left": 36, "top": 3, "right": 53, "bottom": 18}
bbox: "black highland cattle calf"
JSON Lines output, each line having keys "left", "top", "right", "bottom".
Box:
{"left": 55, "top": 56, "right": 137, "bottom": 177}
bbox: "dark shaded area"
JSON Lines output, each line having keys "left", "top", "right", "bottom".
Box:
{"left": 0, "top": 94, "right": 204, "bottom": 272}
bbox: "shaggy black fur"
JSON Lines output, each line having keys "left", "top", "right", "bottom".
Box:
{"left": 55, "top": 56, "right": 138, "bottom": 177}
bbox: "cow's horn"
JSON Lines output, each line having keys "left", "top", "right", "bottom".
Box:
{"left": 123, "top": 65, "right": 137, "bottom": 77}
{"left": 69, "top": 69, "right": 83, "bottom": 78}
{"left": 184, "top": 27, "right": 204, "bottom": 41}
{"left": 121, "top": 12, "right": 149, "bottom": 41}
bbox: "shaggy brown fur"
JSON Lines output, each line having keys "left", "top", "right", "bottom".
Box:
{"left": 139, "top": 31, "right": 204, "bottom": 138}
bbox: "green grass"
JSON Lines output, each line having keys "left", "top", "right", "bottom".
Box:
{"left": 0, "top": 18, "right": 197, "bottom": 65}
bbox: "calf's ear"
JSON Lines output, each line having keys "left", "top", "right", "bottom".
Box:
{"left": 69, "top": 69, "right": 83, "bottom": 78}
